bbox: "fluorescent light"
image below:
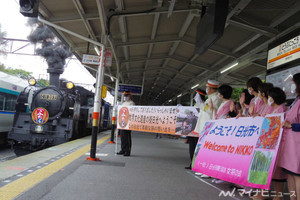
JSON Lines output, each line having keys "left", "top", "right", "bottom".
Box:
{"left": 177, "top": 94, "right": 182, "bottom": 98}
{"left": 220, "top": 62, "right": 239, "bottom": 74}
{"left": 284, "top": 74, "right": 293, "bottom": 82}
{"left": 110, "top": 76, "right": 114, "bottom": 82}
{"left": 168, "top": 99, "right": 172, "bottom": 102}
{"left": 191, "top": 84, "right": 199, "bottom": 89}
{"left": 94, "top": 46, "right": 100, "bottom": 55}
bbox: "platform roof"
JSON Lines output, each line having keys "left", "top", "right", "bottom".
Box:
{"left": 37, "top": 0, "right": 300, "bottom": 105}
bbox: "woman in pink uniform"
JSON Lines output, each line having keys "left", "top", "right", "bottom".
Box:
{"left": 277, "top": 73, "right": 300, "bottom": 200}
{"left": 246, "top": 77, "right": 265, "bottom": 116}
{"left": 211, "top": 84, "right": 236, "bottom": 120}
{"left": 257, "top": 83, "right": 274, "bottom": 116}
{"left": 267, "top": 87, "right": 287, "bottom": 115}
{"left": 209, "top": 84, "right": 235, "bottom": 184}
{"left": 238, "top": 89, "right": 254, "bottom": 116}
{"left": 267, "top": 87, "right": 287, "bottom": 199}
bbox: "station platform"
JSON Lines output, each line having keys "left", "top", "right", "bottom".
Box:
{"left": 0, "top": 130, "right": 274, "bottom": 200}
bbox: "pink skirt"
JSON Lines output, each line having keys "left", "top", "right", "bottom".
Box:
{"left": 277, "top": 128, "right": 300, "bottom": 174}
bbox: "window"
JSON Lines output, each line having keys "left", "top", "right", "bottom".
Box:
{"left": 0, "top": 92, "right": 18, "bottom": 111}
{"left": 88, "top": 97, "right": 94, "bottom": 106}
{"left": 0, "top": 94, "right": 4, "bottom": 111}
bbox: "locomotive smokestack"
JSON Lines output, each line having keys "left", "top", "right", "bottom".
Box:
{"left": 27, "top": 19, "right": 71, "bottom": 87}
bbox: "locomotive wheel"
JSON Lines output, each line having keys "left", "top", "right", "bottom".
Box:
{"left": 14, "top": 146, "right": 31, "bottom": 156}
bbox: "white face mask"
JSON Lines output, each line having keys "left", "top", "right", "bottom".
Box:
{"left": 217, "top": 93, "right": 222, "bottom": 100}
{"left": 248, "top": 88, "right": 252, "bottom": 95}
{"left": 268, "top": 97, "right": 274, "bottom": 106}
{"left": 291, "top": 83, "right": 296, "bottom": 94}
{"left": 206, "top": 88, "right": 209, "bottom": 95}
{"left": 124, "top": 97, "right": 130, "bottom": 101}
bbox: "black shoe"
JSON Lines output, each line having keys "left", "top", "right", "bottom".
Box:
{"left": 117, "top": 151, "right": 125, "bottom": 155}
{"left": 123, "top": 153, "right": 130, "bottom": 156}
{"left": 185, "top": 166, "right": 191, "bottom": 170}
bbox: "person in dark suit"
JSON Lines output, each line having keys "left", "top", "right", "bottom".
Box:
{"left": 117, "top": 91, "right": 135, "bottom": 156}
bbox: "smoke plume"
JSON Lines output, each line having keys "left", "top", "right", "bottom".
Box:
{"left": 27, "top": 19, "right": 71, "bottom": 71}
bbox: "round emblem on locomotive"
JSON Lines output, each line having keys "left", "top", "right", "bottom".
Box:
{"left": 35, "top": 125, "right": 43, "bottom": 133}
{"left": 32, "top": 107, "right": 49, "bottom": 125}
{"left": 118, "top": 107, "right": 130, "bottom": 128}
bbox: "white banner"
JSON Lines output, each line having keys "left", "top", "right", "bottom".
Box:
{"left": 117, "top": 106, "right": 200, "bottom": 137}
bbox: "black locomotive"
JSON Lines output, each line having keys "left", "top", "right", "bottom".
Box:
{"left": 8, "top": 79, "right": 112, "bottom": 153}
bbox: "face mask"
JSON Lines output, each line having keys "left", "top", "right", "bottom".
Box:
{"left": 206, "top": 88, "right": 209, "bottom": 94}
{"left": 268, "top": 97, "right": 274, "bottom": 106}
{"left": 291, "top": 83, "right": 296, "bottom": 94}
{"left": 248, "top": 88, "right": 252, "bottom": 95}
{"left": 124, "top": 97, "right": 130, "bottom": 101}
{"left": 217, "top": 93, "right": 222, "bottom": 99}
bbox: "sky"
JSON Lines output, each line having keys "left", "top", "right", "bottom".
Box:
{"left": 0, "top": 0, "right": 114, "bottom": 104}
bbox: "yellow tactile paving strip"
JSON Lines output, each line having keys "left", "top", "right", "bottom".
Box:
{"left": 0, "top": 135, "right": 110, "bottom": 200}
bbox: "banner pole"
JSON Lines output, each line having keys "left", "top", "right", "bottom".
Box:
{"left": 109, "top": 77, "right": 119, "bottom": 144}
{"left": 87, "top": 46, "right": 105, "bottom": 161}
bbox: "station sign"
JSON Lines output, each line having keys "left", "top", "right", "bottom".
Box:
{"left": 267, "top": 34, "right": 300, "bottom": 70}
{"left": 82, "top": 51, "right": 112, "bottom": 67}
{"left": 118, "top": 84, "right": 143, "bottom": 95}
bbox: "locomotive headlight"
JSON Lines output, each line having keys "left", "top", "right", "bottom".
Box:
{"left": 28, "top": 78, "right": 36, "bottom": 86}
{"left": 66, "top": 82, "right": 74, "bottom": 89}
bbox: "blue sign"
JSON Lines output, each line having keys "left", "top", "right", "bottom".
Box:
{"left": 118, "top": 84, "right": 143, "bottom": 95}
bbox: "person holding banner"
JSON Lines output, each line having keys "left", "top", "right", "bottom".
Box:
{"left": 209, "top": 84, "right": 236, "bottom": 184}
{"left": 255, "top": 83, "right": 274, "bottom": 116}
{"left": 194, "top": 80, "right": 221, "bottom": 135}
{"left": 277, "top": 73, "right": 300, "bottom": 200}
{"left": 247, "top": 77, "right": 264, "bottom": 116}
{"left": 267, "top": 87, "right": 287, "bottom": 115}
{"left": 237, "top": 77, "right": 264, "bottom": 118}
{"left": 210, "top": 84, "right": 236, "bottom": 119}
{"left": 249, "top": 87, "right": 287, "bottom": 200}
{"left": 193, "top": 80, "right": 221, "bottom": 178}
{"left": 237, "top": 89, "right": 254, "bottom": 116}
{"left": 185, "top": 89, "right": 206, "bottom": 170}
{"left": 117, "top": 91, "right": 135, "bottom": 157}
{"left": 260, "top": 87, "right": 287, "bottom": 199}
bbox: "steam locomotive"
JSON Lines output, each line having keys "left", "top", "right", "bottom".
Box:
{"left": 8, "top": 78, "right": 112, "bottom": 153}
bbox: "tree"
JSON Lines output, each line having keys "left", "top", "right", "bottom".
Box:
{"left": 0, "top": 64, "right": 49, "bottom": 87}
{"left": 231, "top": 88, "right": 244, "bottom": 102}
{"left": 0, "top": 64, "right": 32, "bottom": 79}
{"left": 36, "top": 79, "right": 49, "bottom": 87}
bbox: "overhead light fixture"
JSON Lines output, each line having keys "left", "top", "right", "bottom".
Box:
{"left": 220, "top": 62, "right": 239, "bottom": 74}
{"left": 177, "top": 94, "right": 182, "bottom": 98}
{"left": 94, "top": 46, "right": 100, "bottom": 55}
{"left": 168, "top": 99, "right": 172, "bottom": 102}
{"left": 191, "top": 84, "right": 199, "bottom": 89}
{"left": 110, "top": 76, "right": 114, "bottom": 82}
{"left": 167, "top": 0, "right": 175, "bottom": 18}
{"left": 284, "top": 74, "right": 293, "bottom": 82}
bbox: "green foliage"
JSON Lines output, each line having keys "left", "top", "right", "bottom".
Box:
{"left": 36, "top": 79, "right": 49, "bottom": 87}
{"left": 231, "top": 88, "right": 244, "bottom": 102}
{"left": 248, "top": 170, "right": 268, "bottom": 185}
{"left": 0, "top": 64, "right": 32, "bottom": 79}
{"left": 0, "top": 64, "right": 49, "bottom": 87}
